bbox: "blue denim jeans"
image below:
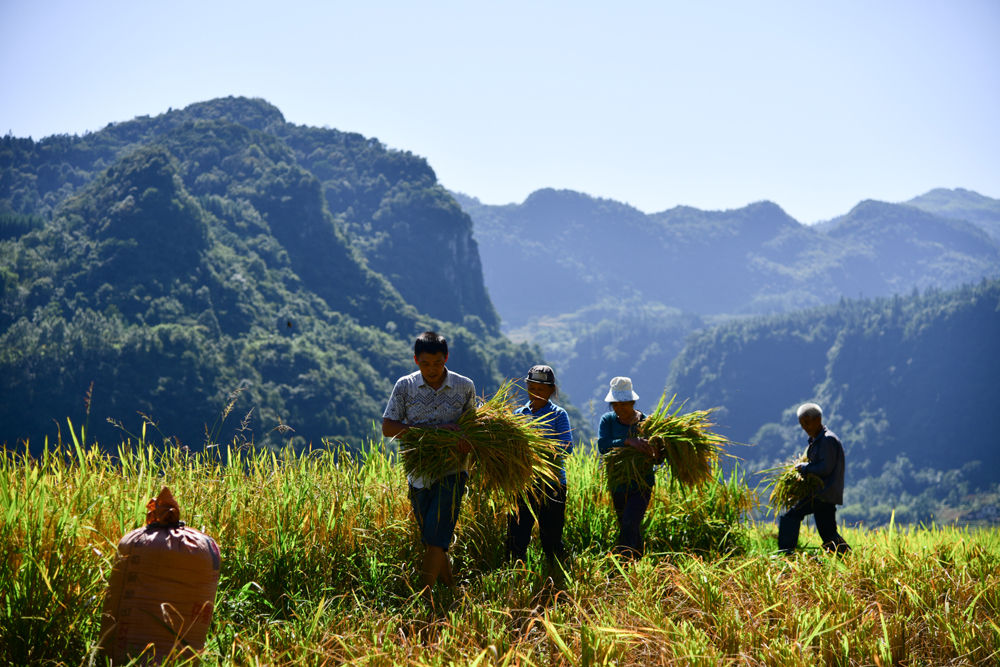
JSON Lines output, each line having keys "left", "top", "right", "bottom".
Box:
{"left": 409, "top": 472, "right": 468, "bottom": 551}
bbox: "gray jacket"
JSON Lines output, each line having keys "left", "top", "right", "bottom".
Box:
{"left": 799, "top": 427, "right": 845, "bottom": 505}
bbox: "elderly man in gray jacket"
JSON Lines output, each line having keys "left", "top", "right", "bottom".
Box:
{"left": 777, "top": 402, "right": 851, "bottom": 555}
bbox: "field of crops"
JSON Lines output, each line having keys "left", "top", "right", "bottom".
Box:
{"left": 2, "top": 430, "right": 997, "bottom": 666}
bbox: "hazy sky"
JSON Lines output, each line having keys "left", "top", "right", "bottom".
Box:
{"left": 2, "top": 1, "right": 998, "bottom": 222}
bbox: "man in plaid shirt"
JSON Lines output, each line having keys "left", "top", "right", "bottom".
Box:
{"left": 382, "top": 331, "right": 476, "bottom": 600}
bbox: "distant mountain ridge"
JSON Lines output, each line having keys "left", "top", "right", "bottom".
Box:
{"left": 458, "top": 188, "right": 1000, "bottom": 413}
{"left": 460, "top": 187, "right": 1000, "bottom": 324}
{"left": 906, "top": 187, "right": 1000, "bottom": 242}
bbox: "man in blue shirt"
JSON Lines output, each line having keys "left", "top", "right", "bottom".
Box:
{"left": 778, "top": 402, "right": 851, "bottom": 555}
{"left": 507, "top": 364, "right": 572, "bottom": 565}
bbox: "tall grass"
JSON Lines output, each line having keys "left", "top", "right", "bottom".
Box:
{"left": 2, "top": 429, "right": 997, "bottom": 665}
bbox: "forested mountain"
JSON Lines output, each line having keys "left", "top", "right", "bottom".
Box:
{"left": 4, "top": 93, "right": 998, "bottom": 513}
{"left": 458, "top": 188, "right": 1000, "bottom": 414}
{"left": 0, "top": 97, "right": 542, "bottom": 450}
{"left": 665, "top": 279, "right": 1000, "bottom": 524}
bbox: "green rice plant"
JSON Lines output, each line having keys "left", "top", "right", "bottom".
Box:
{"left": 644, "top": 463, "right": 757, "bottom": 556}
{"left": 563, "top": 448, "right": 620, "bottom": 553}
{"left": 760, "top": 454, "right": 824, "bottom": 516}
{"left": 398, "top": 381, "right": 562, "bottom": 511}
{"left": 564, "top": 449, "right": 754, "bottom": 558}
{"left": 0, "top": 451, "right": 107, "bottom": 663}
{"left": 2, "top": 422, "right": 998, "bottom": 666}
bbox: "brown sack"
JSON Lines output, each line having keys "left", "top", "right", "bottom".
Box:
{"left": 98, "top": 487, "right": 221, "bottom": 664}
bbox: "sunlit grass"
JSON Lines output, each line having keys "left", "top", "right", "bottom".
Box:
{"left": 1, "top": 425, "right": 997, "bottom": 665}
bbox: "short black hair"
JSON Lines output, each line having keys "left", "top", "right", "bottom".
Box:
{"left": 414, "top": 331, "right": 448, "bottom": 357}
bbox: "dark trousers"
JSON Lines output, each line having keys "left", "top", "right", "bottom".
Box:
{"left": 611, "top": 487, "right": 652, "bottom": 558}
{"left": 507, "top": 483, "right": 567, "bottom": 562}
{"left": 778, "top": 497, "right": 851, "bottom": 554}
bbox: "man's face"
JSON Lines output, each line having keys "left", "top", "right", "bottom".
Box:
{"left": 415, "top": 352, "right": 448, "bottom": 385}
{"left": 799, "top": 414, "right": 822, "bottom": 438}
{"left": 527, "top": 380, "right": 554, "bottom": 404}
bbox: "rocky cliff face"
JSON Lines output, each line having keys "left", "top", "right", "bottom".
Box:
{"left": 345, "top": 179, "right": 499, "bottom": 332}
{"left": 275, "top": 120, "right": 500, "bottom": 332}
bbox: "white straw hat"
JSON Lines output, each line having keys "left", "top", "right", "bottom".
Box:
{"left": 604, "top": 376, "right": 639, "bottom": 402}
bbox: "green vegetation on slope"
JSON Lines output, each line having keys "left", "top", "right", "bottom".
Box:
{"left": 0, "top": 98, "right": 533, "bottom": 450}
{"left": 667, "top": 278, "right": 1000, "bottom": 525}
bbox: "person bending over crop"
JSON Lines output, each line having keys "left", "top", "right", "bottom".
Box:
{"left": 507, "top": 364, "right": 573, "bottom": 566}
{"left": 777, "top": 403, "right": 851, "bottom": 555}
{"left": 598, "top": 377, "right": 655, "bottom": 559}
{"left": 383, "top": 331, "right": 477, "bottom": 599}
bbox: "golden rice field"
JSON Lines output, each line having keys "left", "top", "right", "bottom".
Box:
{"left": 2, "top": 427, "right": 997, "bottom": 666}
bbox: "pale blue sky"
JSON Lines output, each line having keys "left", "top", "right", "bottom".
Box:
{"left": 2, "top": 0, "right": 998, "bottom": 223}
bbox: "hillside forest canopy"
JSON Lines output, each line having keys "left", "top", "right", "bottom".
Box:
{"left": 1, "top": 97, "right": 544, "bottom": 450}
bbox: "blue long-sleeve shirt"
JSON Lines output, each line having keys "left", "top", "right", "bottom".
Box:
{"left": 598, "top": 411, "right": 654, "bottom": 492}
{"left": 516, "top": 400, "right": 572, "bottom": 486}
{"left": 799, "top": 426, "right": 846, "bottom": 505}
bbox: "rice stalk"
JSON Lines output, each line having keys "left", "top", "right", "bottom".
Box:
{"left": 398, "top": 381, "right": 562, "bottom": 510}
{"left": 604, "top": 394, "right": 730, "bottom": 490}
{"left": 603, "top": 442, "right": 655, "bottom": 491}
{"left": 397, "top": 426, "right": 469, "bottom": 485}
{"left": 760, "top": 454, "right": 824, "bottom": 516}
{"left": 643, "top": 394, "right": 728, "bottom": 486}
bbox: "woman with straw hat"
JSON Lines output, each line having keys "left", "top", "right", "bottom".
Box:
{"left": 598, "top": 376, "right": 655, "bottom": 559}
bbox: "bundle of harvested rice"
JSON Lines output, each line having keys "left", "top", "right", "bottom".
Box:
{"left": 603, "top": 433, "right": 656, "bottom": 491}
{"left": 761, "top": 454, "right": 824, "bottom": 516}
{"left": 398, "top": 381, "right": 562, "bottom": 509}
{"left": 398, "top": 426, "right": 470, "bottom": 485}
{"left": 604, "top": 393, "right": 729, "bottom": 490}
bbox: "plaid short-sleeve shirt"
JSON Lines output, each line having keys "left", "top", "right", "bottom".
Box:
{"left": 383, "top": 369, "right": 477, "bottom": 488}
